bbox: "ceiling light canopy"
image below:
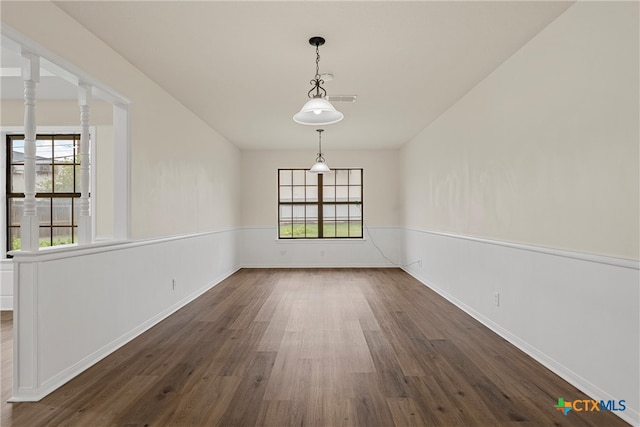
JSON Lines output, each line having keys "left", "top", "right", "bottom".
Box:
{"left": 310, "top": 129, "right": 330, "bottom": 174}
{"left": 293, "top": 37, "right": 344, "bottom": 126}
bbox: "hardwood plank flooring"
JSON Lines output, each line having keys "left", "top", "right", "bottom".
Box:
{"left": 0, "top": 268, "right": 631, "bottom": 426}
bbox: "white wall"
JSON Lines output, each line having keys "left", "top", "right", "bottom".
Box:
{"left": 403, "top": 232, "right": 639, "bottom": 425}
{"left": 1, "top": 0, "right": 242, "bottom": 311}
{"left": 401, "top": 3, "right": 638, "bottom": 260}
{"left": 401, "top": 2, "right": 639, "bottom": 424}
{"left": 241, "top": 149, "right": 401, "bottom": 227}
{"left": 241, "top": 227, "right": 403, "bottom": 268}
{"left": 11, "top": 232, "right": 239, "bottom": 401}
{"left": 0, "top": 260, "right": 12, "bottom": 310}
{"left": 0, "top": 99, "right": 113, "bottom": 126}
{"left": 94, "top": 123, "right": 114, "bottom": 240}
{"left": 2, "top": 2, "right": 637, "bottom": 424}
{"left": 1, "top": 1, "right": 242, "bottom": 239}
{"left": 240, "top": 149, "right": 402, "bottom": 267}
{"left": 2, "top": 0, "right": 243, "bottom": 401}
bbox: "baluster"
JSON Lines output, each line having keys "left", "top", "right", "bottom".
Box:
{"left": 20, "top": 52, "right": 39, "bottom": 251}
{"left": 77, "top": 83, "right": 92, "bottom": 244}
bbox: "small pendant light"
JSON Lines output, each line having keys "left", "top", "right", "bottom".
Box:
{"left": 310, "top": 129, "right": 330, "bottom": 174}
{"left": 293, "top": 37, "right": 344, "bottom": 126}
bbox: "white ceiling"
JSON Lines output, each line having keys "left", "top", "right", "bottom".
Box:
{"left": 12, "top": 1, "right": 574, "bottom": 150}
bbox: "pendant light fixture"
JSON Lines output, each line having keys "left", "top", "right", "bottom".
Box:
{"left": 310, "top": 129, "right": 330, "bottom": 174}
{"left": 293, "top": 37, "right": 344, "bottom": 126}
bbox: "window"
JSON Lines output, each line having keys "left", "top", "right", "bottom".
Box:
{"left": 6, "top": 134, "right": 82, "bottom": 251}
{"left": 278, "top": 168, "right": 363, "bottom": 239}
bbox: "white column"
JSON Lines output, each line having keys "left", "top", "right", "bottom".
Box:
{"left": 113, "top": 104, "right": 130, "bottom": 241}
{"left": 77, "top": 84, "right": 92, "bottom": 244}
{"left": 20, "top": 52, "right": 40, "bottom": 252}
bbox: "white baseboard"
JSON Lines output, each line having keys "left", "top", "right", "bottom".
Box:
{"left": 0, "top": 296, "right": 13, "bottom": 311}
{"left": 402, "top": 267, "right": 638, "bottom": 426}
{"left": 10, "top": 265, "right": 240, "bottom": 402}
{"left": 6, "top": 225, "right": 638, "bottom": 427}
{"left": 10, "top": 230, "right": 240, "bottom": 402}
{"left": 402, "top": 229, "right": 639, "bottom": 426}
{"left": 241, "top": 264, "right": 398, "bottom": 269}
{"left": 1, "top": 259, "right": 13, "bottom": 311}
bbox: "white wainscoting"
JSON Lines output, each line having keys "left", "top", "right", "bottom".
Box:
{"left": 239, "top": 226, "right": 404, "bottom": 268}
{"left": 10, "top": 229, "right": 240, "bottom": 402}
{"left": 402, "top": 228, "right": 639, "bottom": 426}
{"left": 8, "top": 225, "right": 639, "bottom": 426}
{"left": 1, "top": 259, "right": 13, "bottom": 310}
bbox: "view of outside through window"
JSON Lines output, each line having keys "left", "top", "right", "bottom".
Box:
{"left": 278, "top": 168, "right": 363, "bottom": 239}
{"left": 6, "top": 134, "right": 82, "bottom": 251}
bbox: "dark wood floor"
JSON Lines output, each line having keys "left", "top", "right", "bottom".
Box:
{"left": 0, "top": 268, "right": 630, "bottom": 426}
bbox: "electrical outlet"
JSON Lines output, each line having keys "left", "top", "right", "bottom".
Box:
{"left": 172, "top": 278, "right": 177, "bottom": 290}
{"left": 494, "top": 292, "right": 500, "bottom": 307}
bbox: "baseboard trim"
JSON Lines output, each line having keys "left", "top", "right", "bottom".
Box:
{"left": 402, "top": 267, "right": 638, "bottom": 426}
{"left": 241, "top": 264, "right": 398, "bottom": 269}
{"left": 9, "top": 265, "right": 241, "bottom": 402}
{"left": 0, "top": 296, "right": 13, "bottom": 311}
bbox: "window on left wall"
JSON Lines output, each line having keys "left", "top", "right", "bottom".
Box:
{"left": 6, "top": 133, "right": 83, "bottom": 251}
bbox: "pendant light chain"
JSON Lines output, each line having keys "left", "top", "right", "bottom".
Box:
{"left": 316, "top": 129, "right": 325, "bottom": 162}
{"left": 315, "top": 44, "right": 321, "bottom": 80}
{"left": 308, "top": 40, "right": 326, "bottom": 98}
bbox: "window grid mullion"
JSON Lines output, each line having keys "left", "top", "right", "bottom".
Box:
{"left": 6, "top": 134, "right": 82, "bottom": 252}
{"left": 277, "top": 168, "right": 362, "bottom": 240}
{"left": 347, "top": 169, "right": 351, "bottom": 236}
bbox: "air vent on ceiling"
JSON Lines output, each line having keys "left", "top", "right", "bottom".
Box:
{"left": 327, "top": 95, "right": 358, "bottom": 103}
